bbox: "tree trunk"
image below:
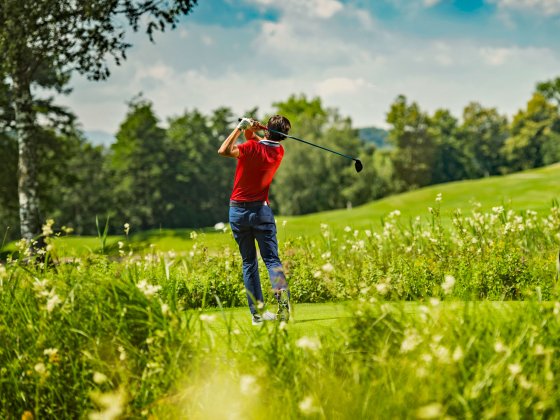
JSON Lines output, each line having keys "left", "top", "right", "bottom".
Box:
{"left": 14, "top": 78, "right": 41, "bottom": 242}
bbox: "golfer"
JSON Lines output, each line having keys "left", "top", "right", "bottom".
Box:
{"left": 218, "top": 115, "right": 291, "bottom": 325}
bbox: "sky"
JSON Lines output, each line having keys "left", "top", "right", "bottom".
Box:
{"left": 56, "top": 0, "right": 560, "bottom": 138}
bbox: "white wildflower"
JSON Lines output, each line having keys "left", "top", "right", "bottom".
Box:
{"left": 365, "top": 230, "right": 372, "bottom": 237}
{"left": 321, "top": 262, "right": 334, "bottom": 273}
{"left": 34, "top": 362, "right": 47, "bottom": 375}
{"left": 46, "top": 293, "right": 62, "bottom": 313}
{"left": 118, "top": 346, "right": 126, "bottom": 361}
{"left": 42, "top": 219, "right": 55, "bottom": 237}
{"left": 321, "top": 251, "right": 331, "bottom": 259}
{"left": 313, "top": 271, "right": 322, "bottom": 278}
{"left": 282, "top": 220, "right": 287, "bottom": 227}
{"left": 508, "top": 363, "right": 522, "bottom": 376}
{"left": 199, "top": 314, "right": 216, "bottom": 323}
{"left": 161, "top": 303, "right": 169, "bottom": 316}
{"left": 494, "top": 341, "right": 507, "bottom": 353}
{"left": 400, "top": 329, "right": 422, "bottom": 353}
{"left": 123, "top": 223, "right": 130, "bottom": 235}
{"left": 89, "top": 388, "right": 126, "bottom": 420}
{"left": 388, "top": 209, "right": 401, "bottom": 218}
{"left": 239, "top": 375, "right": 259, "bottom": 396}
{"left": 214, "top": 222, "right": 226, "bottom": 230}
{"left": 136, "top": 280, "right": 161, "bottom": 298}
{"left": 189, "top": 231, "right": 198, "bottom": 240}
{"left": 441, "top": 275, "right": 456, "bottom": 295}
{"left": 375, "top": 282, "right": 389, "bottom": 295}
{"left": 435, "top": 193, "right": 442, "bottom": 202}
{"left": 416, "top": 402, "right": 443, "bottom": 419}
{"left": 452, "top": 346, "right": 464, "bottom": 362}
{"left": 296, "top": 336, "right": 321, "bottom": 351}
{"left": 93, "top": 372, "right": 108, "bottom": 385}
{"left": 298, "top": 396, "right": 320, "bottom": 415}
{"left": 344, "top": 226, "right": 351, "bottom": 233}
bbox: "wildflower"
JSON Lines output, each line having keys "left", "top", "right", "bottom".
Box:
{"left": 388, "top": 209, "right": 401, "bottom": 218}
{"left": 42, "top": 219, "right": 55, "bottom": 237}
{"left": 21, "top": 411, "right": 33, "bottom": 420}
{"left": 199, "top": 314, "right": 216, "bottom": 323}
{"left": 400, "top": 329, "right": 422, "bottom": 353}
{"left": 452, "top": 346, "right": 464, "bottom": 362}
{"left": 34, "top": 362, "right": 46, "bottom": 375}
{"left": 298, "top": 396, "right": 320, "bottom": 415}
{"left": 161, "top": 303, "right": 170, "bottom": 316}
{"left": 43, "top": 348, "right": 59, "bottom": 364}
{"left": 296, "top": 336, "right": 321, "bottom": 351}
{"left": 321, "top": 262, "right": 334, "bottom": 273}
{"left": 375, "top": 282, "right": 389, "bottom": 295}
{"left": 416, "top": 403, "right": 443, "bottom": 419}
{"left": 313, "top": 270, "right": 322, "bottom": 278}
{"left": 365, "top": 230, "right": 372, "bottom": 237}
{"left": 89, "top": 388, "right": 126, "bottom": 420}
{"left": 435, "top": 193, "right": 442, "bottom": 202}
{"left": 494, "top": 341, "right": 507, "bottom": 353}
{"left": 117, "top": 241, "right": 124, "bottom": 249}
{"left": 344, "top": 226, "right": 351, "bottom": 233}
{"left": 508, "top": 363, "right": 522, "bottom": 376}
{"left": 282, "top": 220, "right": 287, "bottom": 227}
{"left": 239, "top": 375, "right": 259, "bottom": 396}
{"left": 61, "top": 225, "right": 74, "bottom": 234}
{"left": 189, "top": 231, "right": 198, "bottom": 240}
{"left": 118, "top": 346, "right": 127, "bottom": 361}
{"left": 429, "top": 298, "right": 440, "bottom": 306}
{"left": 214, "top": 222, "right": 226, "bottom": 230}
{"left": 123, "top": 223, "right": 130, "bottom": 235}
{"left": 441, "top": 275, "right": 456, "bottom": 295}
{"left": 321, "top": 251, "right": 331, "bottom": 259}
{"left": 46, "top": 293, "right": 62, "bottom": 313}
{"left": 136, "top": 280, "right": 161, "bottom": 298}
{"left": 93, "top": 372, "right": 108, "bottom": 385}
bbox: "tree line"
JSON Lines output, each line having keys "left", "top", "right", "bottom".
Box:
{"left": 1, "top": 77, "right": 560, "bottom": 240}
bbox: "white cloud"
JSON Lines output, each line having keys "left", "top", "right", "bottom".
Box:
{"left": 315, "top": 77, "right": 375, "bottom": 96}
{"left": 249, "top": 0, "right": 343, "bottom": 19}
{"left": 423, "top": 0, "right": 442, "bottom": 7}
{"left": 491, "top": 0, "right": 560, "bottom": 16}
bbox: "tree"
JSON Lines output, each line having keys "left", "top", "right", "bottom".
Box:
{"left": 110, "top": 97, "right": 167, "bottom": 230}
{"left": 458, "top": 102, "right": 509, "bottom": 177}
{"left": 386, "top": 95, "right": 437, "bottom": 190}
{"left": 163, "top": 107, "right": 235, "bottom": 228}
{"left": 0, "top": 0, "right": 198, "bottom": 243}
{"left": 536, "top": 76, "right": 560, "bottom": 107}
{"left": 502, "top": 93, "right": 560, "bottom": 171}
{"left": 429, "top": 109, "right": 470, "bottom": 184}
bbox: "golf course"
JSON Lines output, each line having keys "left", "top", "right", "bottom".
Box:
{"left": 2, "top": 163, "right": 560, "bottom": 418}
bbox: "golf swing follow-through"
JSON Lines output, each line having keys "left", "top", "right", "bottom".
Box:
{"left": 219, "top": 115, "right": 362, "bottom": 326}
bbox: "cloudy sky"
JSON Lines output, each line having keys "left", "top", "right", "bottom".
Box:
{"left": 57, "top": 0, "right": 560, "bottom": 137}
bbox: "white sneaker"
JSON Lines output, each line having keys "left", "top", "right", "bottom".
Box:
{"left": 252, "top": 311, "right": 277, "bottom": 326}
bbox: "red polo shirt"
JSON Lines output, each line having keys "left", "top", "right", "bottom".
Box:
{"left": 230, "top": 139, "right": 284, "bottom": 202}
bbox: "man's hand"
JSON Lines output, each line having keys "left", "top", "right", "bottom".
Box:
{"left": 237, "top": 117, "right": 253, "bottom": 131}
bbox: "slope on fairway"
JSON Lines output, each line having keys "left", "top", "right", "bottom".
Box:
{"left": 11, "top": 162, "right": 559, "bottom": 256}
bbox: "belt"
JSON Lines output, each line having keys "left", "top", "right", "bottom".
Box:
{"left": 230, "top": 200, "right": 268, "bottom": 208}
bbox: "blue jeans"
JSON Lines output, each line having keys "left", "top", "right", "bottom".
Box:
{"left": 229, "top": 205, "right": 288, "bottom": 315}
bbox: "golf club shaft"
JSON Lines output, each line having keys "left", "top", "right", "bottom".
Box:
{"left": 239, "top": 119, "right": 359, "bottom": 162}
{"left": 267, "top": 128, "right": 359, "bottom": 162}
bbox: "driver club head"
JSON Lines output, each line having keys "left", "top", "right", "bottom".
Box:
{"left": 354, "top": 159, "right": 363, "bottom": 173}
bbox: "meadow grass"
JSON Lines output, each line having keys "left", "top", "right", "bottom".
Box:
{"left": 1, "top": 165, "right": 560, "bottom": 418}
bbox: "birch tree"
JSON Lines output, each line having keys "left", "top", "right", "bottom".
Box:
{"left": 0, "top": 0, "right": 198, "bottom": 244}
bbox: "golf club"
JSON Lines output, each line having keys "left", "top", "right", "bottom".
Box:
{"left": 238, "top": 118, "right": 363, "bottom": 173}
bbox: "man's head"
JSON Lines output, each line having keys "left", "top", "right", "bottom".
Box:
{"left": 266, "top": 115, "right": 291, "bottom": 141}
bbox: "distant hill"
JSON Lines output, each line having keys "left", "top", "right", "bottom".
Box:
{"left": 85, "top": 130, "right": 115, "bottom": 147}
{"left": 358, "top": 126, "right": 389, "bottom": 149}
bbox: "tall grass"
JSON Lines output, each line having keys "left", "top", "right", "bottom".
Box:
{"left": 1, "top": 199, "right": 559, "bottom": 417}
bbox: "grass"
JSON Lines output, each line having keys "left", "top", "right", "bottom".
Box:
{"left": 3, "top": 162, "right": 556, "bottom": 257}
{"left": 2, "top": 164, "right": 560, "bottom": 418}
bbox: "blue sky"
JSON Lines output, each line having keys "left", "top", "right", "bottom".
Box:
{"left": 57, "top": 0, "right": 560, "bottom": 135}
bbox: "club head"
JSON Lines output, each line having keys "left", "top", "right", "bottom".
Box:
{"left": 354, "top": 159, "right": 363, "bottom": 173}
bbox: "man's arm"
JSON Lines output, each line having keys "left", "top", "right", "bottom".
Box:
{"left": 218, "top": 118, "right": 261, "bottom": 158}
{"left": 218, "top": 126, "right": 242, "bottom": 158}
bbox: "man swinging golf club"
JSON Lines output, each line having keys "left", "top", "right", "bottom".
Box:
{"left": 218, "top": 115, "right": 291, "bottom": 325}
